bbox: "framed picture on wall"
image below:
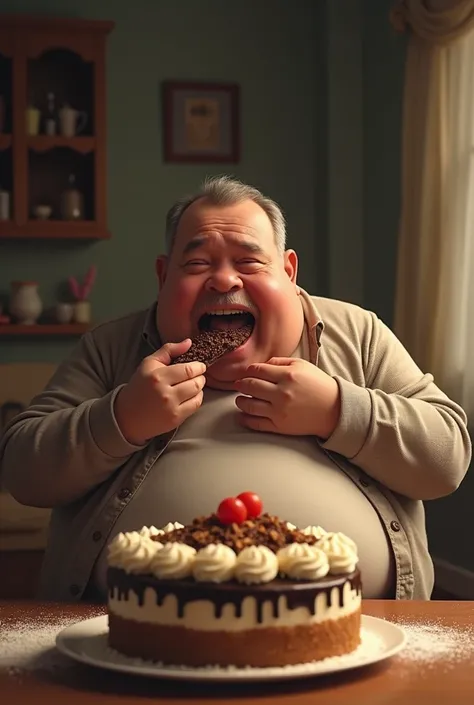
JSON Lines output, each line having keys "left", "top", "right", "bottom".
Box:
{"left": 162, "top": 81, "right": 240, "bottom": 163}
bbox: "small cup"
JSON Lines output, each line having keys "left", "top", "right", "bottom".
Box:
{"left": 34, "top": 204, "right": 52, "bottom": 220}
{"left": 55, "top": 303, "right": 74, "bottom": 324}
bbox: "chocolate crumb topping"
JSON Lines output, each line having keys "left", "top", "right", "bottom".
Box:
{"left": 172, "top": 325, "right": 252, "bottom": 367}
{"left": 155, "top": 512, "right": 319, "bottom": 554}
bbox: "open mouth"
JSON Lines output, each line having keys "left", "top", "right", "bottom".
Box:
{"left": 198, "top": 309, "right": 256, "bottom": 334}
{"left": 171, "top": 310, "right": 255, "bottom": 367}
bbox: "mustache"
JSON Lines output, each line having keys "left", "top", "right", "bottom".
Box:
{"left": 197, "top": 293, "right": 257, "bottom": 314}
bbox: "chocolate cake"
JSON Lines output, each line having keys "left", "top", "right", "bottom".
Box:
{"left": 106, "top": 493, "right": 362, "bottom": 668}
{"left": 172, "top": 324, "right": 252, "bottom": 366}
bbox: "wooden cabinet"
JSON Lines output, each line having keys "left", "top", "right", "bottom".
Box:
{"left": 0, "top": 14, "right": 114, "bottom": 241}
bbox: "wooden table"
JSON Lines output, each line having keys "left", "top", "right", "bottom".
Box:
{"left": 1, "top": 600, "right": 473, "bottom": 704}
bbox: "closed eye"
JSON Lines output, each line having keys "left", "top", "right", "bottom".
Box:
{"left": 238, "top": 259, "right": 264, "bottom": 269}
{"left": 183, "top": 260, "right": 209, "bottom": 268}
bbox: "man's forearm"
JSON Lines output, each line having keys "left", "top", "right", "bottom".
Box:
{"left": 323, "top": 377, "right": 472, "bottom": 500}
{"left": 0, "top": 388, "right": 145, "bottom": 508}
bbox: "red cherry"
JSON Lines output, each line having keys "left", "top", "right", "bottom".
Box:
{"left": 217, "top": 497, "right": 248, "bottom": 525}
{"left": 237, "top": 491, "right": 263, "bottom": 518}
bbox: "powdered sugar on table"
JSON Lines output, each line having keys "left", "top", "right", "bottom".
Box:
{"left": 0, "top": 607, "right": 104, "bottom": 675}
{"left": 391, "top": 618, "right": 474, "bottom": 672}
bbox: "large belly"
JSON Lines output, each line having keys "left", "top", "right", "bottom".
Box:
{"left": 94, "top": 391, "right": 395, "bottom": 598}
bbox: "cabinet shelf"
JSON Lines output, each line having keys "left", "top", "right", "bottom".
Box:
{"left": 28, "top": 136, "right": 96, "bottom": 153}
{"left": 0, "top": 323, "right": 89, "bottom": 336}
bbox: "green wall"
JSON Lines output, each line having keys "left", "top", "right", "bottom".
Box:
{"left": 0, "top": 0, "right": 322, "bottom": 363}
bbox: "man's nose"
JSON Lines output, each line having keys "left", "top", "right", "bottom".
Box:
{"left": 205, "top": 267, "right": 243, "bottom": 293}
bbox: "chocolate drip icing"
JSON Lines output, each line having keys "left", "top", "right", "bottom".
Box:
{"left": 107, "top": 568, "right": 362, "bottom": 623}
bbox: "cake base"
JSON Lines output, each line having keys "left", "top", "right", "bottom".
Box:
{"left": 108, "top": 609, "right": 361, "bottom": 667}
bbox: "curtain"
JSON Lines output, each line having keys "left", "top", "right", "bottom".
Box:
{"left": 391, "top": 0, "right": 474, "bottom": 42}
{"left": 392, "top": 0, "right": 474, "bottom": 418}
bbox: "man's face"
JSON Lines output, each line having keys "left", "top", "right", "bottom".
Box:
{"left": 155, "top": 198, "right": 304, "bottom": 389}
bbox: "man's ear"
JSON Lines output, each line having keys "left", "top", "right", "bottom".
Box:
{"left": 284, "top": 249, "right": 298, "bottom": 284}
{"left": 155, "top": 255, "right": 168, "bottom": 289}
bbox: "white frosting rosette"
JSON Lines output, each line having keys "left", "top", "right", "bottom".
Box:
{"left": 192, "top": 543, "right": 237, "bottom": 583}
{"left": 302, "top": 525, "right": 327, "bottom": 540}
{"left": 150, "top": 542, "right": 196, "bottom": 579}
{"left": 316, "top": 532, "right": 358, "bottom": 574}
{"left": 107, "top": 531, "right": 161, "bottom": 574}
{"left": 161, "top": 521, "right": 184, "bottom": 532}
{"left": 277, "top": 542, "right": 330, "bottom": 580}
{"left": 234, "top": 545, "right": 279, "bottom": 584}
{"left": 139, "top": 525, "right": 164, "bottom": 538}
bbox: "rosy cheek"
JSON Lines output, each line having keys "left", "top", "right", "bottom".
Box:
{"left": 265, "top": 278, "right": 286, "bottom": 295}
{"left": 244, "top": 277, "right": 284, "bottom": 310}
{"left": 170, "top": 278, "right": 200, "bottom": 310}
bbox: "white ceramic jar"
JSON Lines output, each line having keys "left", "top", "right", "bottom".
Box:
{"left": 9, "top": 281, "right": 43, "bottom": 324}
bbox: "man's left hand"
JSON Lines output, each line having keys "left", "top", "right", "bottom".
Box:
{"left": 234, "top": 358, "right": 341, "bottom": 439}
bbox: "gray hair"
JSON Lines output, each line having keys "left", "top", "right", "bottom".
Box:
{"left": 164, "top": 175, "right": 286, "bottom": 254}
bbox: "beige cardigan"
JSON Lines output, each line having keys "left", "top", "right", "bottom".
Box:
{"left": 0, "top": 290, "right": 470, "bottom": 601}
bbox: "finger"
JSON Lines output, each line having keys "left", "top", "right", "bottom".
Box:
{"left": 162, "top": 360, "right": 207, "bottom": 386}
{"left": 266, "top": 357, "right": 298, "bottom": 366}
{"left": 243, "top": 362, "right": 292, "bottom": 383}
{"left": 235, "top": 394, "right": 272, "bottom": 418}
{"left": 238, "top": 412, "right": 276, "bottom": 433}
{"left": 234, "top": 377, "right": 276, "bottom": 402}
{"left": 177, "top": 389, "right": 204, "bottom": 420}
{"left": 149, "top": 339, "right": 192, "bottom": 366}
{"left": 174, "top": 375, "right": 206, "bottom": 404}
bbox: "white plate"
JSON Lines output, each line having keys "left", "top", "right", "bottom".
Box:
{"left": 55, "top": 614, "right": 406, "bottom": 682}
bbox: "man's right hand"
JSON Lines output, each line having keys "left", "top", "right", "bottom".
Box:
{"left": 114, "top": 339, "right": 206, "bottom": 445}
